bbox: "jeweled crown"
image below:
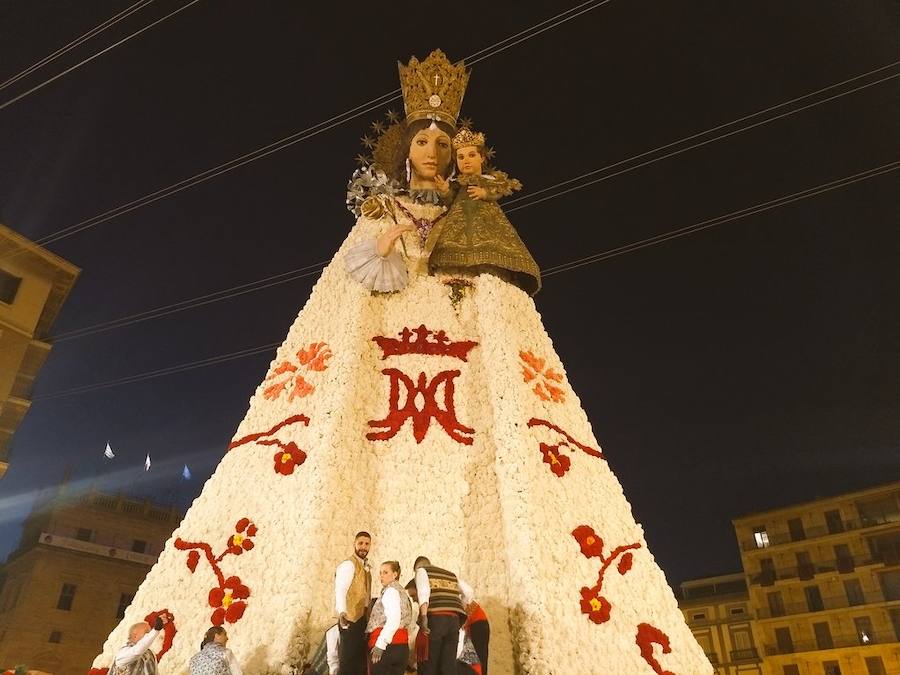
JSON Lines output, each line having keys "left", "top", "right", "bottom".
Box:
{"left": 452, "top": 128, "right": 485, "bottom": 150}
{"left": 398, "top": 50, "right": 469, "bottom": 128}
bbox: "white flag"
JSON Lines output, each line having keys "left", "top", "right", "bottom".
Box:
{"left": 144, "top": 453, "right": 151, "bottom": 472}
{"left": 104, "top": 442, "right": 115, "bottom": 459}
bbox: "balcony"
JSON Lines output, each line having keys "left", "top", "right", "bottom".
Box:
{"left": 749, "top": 556, "right": 877, "bottom": 586}
{"left": 741, "top": 514, "right": 900, "bottom": 551}
{"left": 755, "top": 591, "right": 885, "bottom": 619}
{"left": 730, "top": 648, "right": 760, "bottom": 662}
{"left": 764, "top": 633, "right": 894, "bottom": 655}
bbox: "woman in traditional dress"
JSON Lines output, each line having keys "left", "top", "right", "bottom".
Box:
{"left": 188, "top": 627, "right": 242, "bottom": 675}
{"left": 366, "top": 561, "right": 413, "bottom": 675}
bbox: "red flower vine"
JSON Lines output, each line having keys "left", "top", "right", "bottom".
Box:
{"left": 520, "top": 350, "right": 566, "bottom": 402}
{"left": 528, "top": 418, "right": 604, "bottom": 478}
{"left": 636, "top": 623, "right": 677, "bottom": 675}
{"left": 228, "top": 414, "right": 310, "bottom": 476}
{"left": 263, "top": 341, "right": 332, "bottom": 402}
{"left": 175, "top": 518, "right": 258, "bottom": 626}
{"left": 143, "top": 608, "right": 176, "bottom": 661}
{"left": 571, "top": 525, "right": 641, "bottom": 625}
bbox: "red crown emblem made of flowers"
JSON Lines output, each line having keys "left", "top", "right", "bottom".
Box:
{"left": 373, "top": 325, "right": 478, "bottom": 361}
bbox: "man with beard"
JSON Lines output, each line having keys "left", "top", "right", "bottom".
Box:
{"left": 334, "top": 531, "right": 373, "bottom": 675}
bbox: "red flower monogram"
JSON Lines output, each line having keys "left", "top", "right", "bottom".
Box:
{"left": 572, "top": 525, "right": 641, "bottom": 625}
{"left": 579, "top": 586, "right": 612, "bottom": 624}
{"left": 175, "top": 518, "right": 258, "bottom": 626}
{"left": 226, "top": 518, "right": 257, "bottom": 555}
{"left": 209, "top": 576, "right": 250, "bottom": 625}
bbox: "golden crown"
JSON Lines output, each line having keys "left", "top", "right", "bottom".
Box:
{"left": 452, "top": 128, "right": 485, "bottom": 150}
{"left": 398, "top": 50, "right": 469, "bottom": 128}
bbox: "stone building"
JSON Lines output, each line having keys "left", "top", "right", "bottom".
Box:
{"left": 679, "top": 572, "right": 764, "bottom": 674}
{"left": 0, "top": 223, "right": 79, "bottom": 478}
{"left": 0, "top": 488, "right": 181, "bottom": 675}
{"left": 733, "top": 480, "right": 900, "bottom": 675}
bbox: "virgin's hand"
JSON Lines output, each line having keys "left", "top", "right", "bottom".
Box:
{"left": 376, "top": 224, "right": 413, "bottom": 257}
{"left": 467, "top": 186, "right": 488, "bottom": 200}
{"left": 434, "top": 175, "right": 451, "bottom": 195}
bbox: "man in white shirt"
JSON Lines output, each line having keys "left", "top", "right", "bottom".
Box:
{"left": 334, "top": 531, "right": 372, "bottom": 675}
{"left": 112, "top": 614, "right": 170, "bottom": 675}
{"left": 413, "top": 557, "right": 473, "bottom": 675}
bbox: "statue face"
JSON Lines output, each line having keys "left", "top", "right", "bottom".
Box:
{"left": 455, "top": 145, "right": 483, "bottom": 176}
{"left": 408, "top": 127, "right": 452, "bottom": 182}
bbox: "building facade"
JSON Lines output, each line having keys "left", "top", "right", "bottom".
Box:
{"left": 733, "top": 481, "right": 900, "bottom": 675}
{"left": 0, "top": 224, "right": 79, "bottom": 478}
{"left": 680, "top": 572, "right": 765, "bottom": 674}
{"left": 0, "top": 488, "right": 181, "bottom": 675}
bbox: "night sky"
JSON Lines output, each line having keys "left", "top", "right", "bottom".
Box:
{"left": 1, "top": 0, "right": 899, "bottom": 587}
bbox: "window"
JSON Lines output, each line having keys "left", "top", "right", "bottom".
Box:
{"left": 753, "top": 527, "right": 770, "bottom": 548}
{"left": 804, "top": 585, "right": 824, "bottom": 612}
{"left": 787, "top": 517, "right": 806, "bottom": 541}
{"left": 0, "top": 270, "right": 22, "bottom": 305}
{"left": 813, "top": 621, "right": 834, "bottom": 649}
{"left": 56, "top": 583, "right": 76, "bottom": 610}
{"left": 116, "top": 593, "right": 133, "bottom": 619}
{"left": 730, "top": 628, "right": 752, "bottom": 651}
{"left": 691, "top": 612, "right": 707, "bottom": 621}
{"left": 767, "top": 591, "right": 785, "bottom": 617}
{"left": 854, "top": 616, "right": 875, "bottom": 644}
{"left": 774, "top": 627, "right": 793, "bottom": 654}
{"left": 825, "top": 509, "right": 844, "bottom": 534}
{"left": 879, "top": 570, "right": 900, "bottom": 601}
{"left": 783, "top": 666, "right": 800, "bottom": 675}
{"left": 75, "top": 528, "right": 92, "bottom": 542}
{"left": 823, "top": 661, "right": 842, "bottom": 675}
{"left": 48, "top": 631, "right": 62, "bottom": 643}
{"left": 835, "top": 544, "right": 854, "bottom": 572}
{"left": 891, "top": 608, "right": 900, "bottom": 641}
{"left": 797, "top": 550, "right": 814, "bottom": 579}
{"left": 131, "top": 539, "right": 147, "bottom": 554}
{"left": 865, "top": 656, "right": 887, "bottom": 675}
{"left": 728, "top": 606, "right": 746, "bottom": 616}
{"left": 844, "top": 578, "right": 865, "bottom": 606}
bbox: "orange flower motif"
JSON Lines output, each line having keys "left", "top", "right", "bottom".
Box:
{"left": 264, "top": 341, "right": 332, "bottom": 401}
{"left": 519, "top": 350, "right": 566, "bottom": 403}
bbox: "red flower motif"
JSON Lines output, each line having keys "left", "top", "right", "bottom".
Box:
{"left": 226, "top": 519, "right": 258, "bottom": 555}
{"left": 143, "top": 609, "right": 176, "bottom": 660}
{"left": 539, "top": 443, "right": 571, "bottom": 477}
{"left": 186, "top": 550, "right": 200, "bottom": 572}
{"left": 572, "top": 525, "right": 604, "bottom": 559}
{"left": 273, "top": 442, "right": 307, "bottom": 475}
{"left": 579, "top": 586, "right": 611, "bottom": 624}
{"left": 209, "top": 576, "right": 250, "bottom": 625}
{"left": 617, "top": 552, "right": 634, "bottom": 575}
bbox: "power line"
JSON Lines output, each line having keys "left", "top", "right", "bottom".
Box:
{"left": 505, "top": 62, "right": 900, "bottom": 212}
{"left": 32, "top": 158, "right": 900, "bottom": 401}
{"left": 14, "top": 0, "right": 616, "bottom": 252}
{"left": 0, "top": 0, "right": 203, "bottom": 112}
{"left": 34, "top": 59, "right": 900, "bottom": 345}
{"left": 0, "top": 0, "right": 156, "bottom": 93}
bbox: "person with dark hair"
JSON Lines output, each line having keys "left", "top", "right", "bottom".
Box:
{"left": 334, "top": 531, "right": 373, "bottom": 675}
{"left": 366, "top": 561, "right": 413, "bottom": 675}
{"left": 413, "top": 557, "right": 472, "bottom": 675}
{"left": 111, "top": 613, "right": 170, "bottom": 675}
{"left": 188, "top": 627, "right": 242, "bottom": 675}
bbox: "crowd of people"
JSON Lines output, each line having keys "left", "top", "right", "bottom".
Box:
{"left": 112, "top": 532, "right": 488, "bottom": 675}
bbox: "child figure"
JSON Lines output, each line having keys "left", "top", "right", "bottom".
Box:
{"left": 430, "top": 128, "right": 541, "bottom": 295}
